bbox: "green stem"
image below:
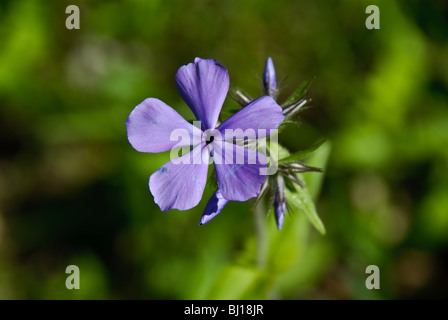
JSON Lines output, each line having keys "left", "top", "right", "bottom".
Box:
{"left": 254, "top": 202, "right": 267, "bottom": 269}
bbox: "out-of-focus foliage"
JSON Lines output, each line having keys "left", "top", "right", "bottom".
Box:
{"left": 0, "top": 0, "right": 447, "bottom": 299}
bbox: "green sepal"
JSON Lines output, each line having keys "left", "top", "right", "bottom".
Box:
{"left": 229, "top": 86, "right": 252, "bottom": 108}
{"left": 281, "top": 77, "right": 314, "bottom": 108}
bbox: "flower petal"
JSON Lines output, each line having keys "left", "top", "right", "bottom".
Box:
{"left": 149, "top": 145, "right": 210, "bottom": 211}
{"left": 126, "top": 98, "right": 202, "bottom": 153}
{"left": 217, "top": 96, "right": 285, "bottom": 140}
{"left": 273, "top": 175, "right": 286, "bottom": 230}
{"left": 263, "top": 57, "right": 277, "bottom": 97}
{"left": 199, "top": 189, "right": 229, "bottom": 225}
{"left": 175, "top": 58, "right": 229, "bottom": 130}
{"left": 213, "top": 141, "right": 267, "bottom": 201}
{"left": 274, "top": 203, "right": 285, "bottom": 230}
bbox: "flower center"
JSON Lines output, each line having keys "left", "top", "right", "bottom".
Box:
{"left": 206, "top": 135, "right": 214, "bottom": 145}
{"left": 203, "top": 129, "right": 219, "bottom": 146}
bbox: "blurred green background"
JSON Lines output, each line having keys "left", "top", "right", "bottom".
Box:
{"left": 1, "top": 0, "right": 448, "bottom": 299}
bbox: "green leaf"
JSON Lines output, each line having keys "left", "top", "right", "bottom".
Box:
{"left": 281, "top": 78, "right": 314, "bottom": 108}
{"left": 280, "top": 138, "right": 326, "bottom": 162}
{"left": 302, "top": 141, "right": 331, "bottom": 200}
{"left": 286, "top": 183, "right": 326, "bottom": 234}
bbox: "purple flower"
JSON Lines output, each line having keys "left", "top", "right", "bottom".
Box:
{"left": 126, "top": 58, "right": 285, "bottom": 221}
{"left": 200, "top": 189, "right": 229, "bottom": 225}
{"left": 263, "top": 57, "right": 277, "bottom": 98}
